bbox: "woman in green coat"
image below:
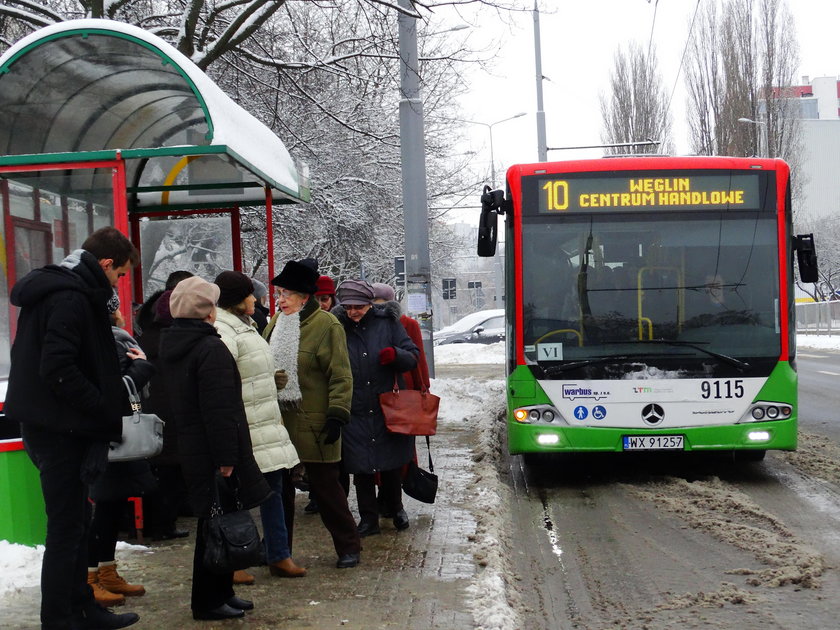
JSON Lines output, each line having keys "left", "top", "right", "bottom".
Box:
{"left": 264, "top": 260, "right": 361, "bottom": 569}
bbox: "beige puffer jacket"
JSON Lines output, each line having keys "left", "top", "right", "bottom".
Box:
{"left": 215, "top": 308, "right": 299, "bottom": 473}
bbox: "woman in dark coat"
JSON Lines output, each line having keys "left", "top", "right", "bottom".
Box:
{"left": 87, "top": 303, "right": 157, "bottom": 607}
{"left": 158, "top": 277, "right": 270, "bottom": 621}
{"left": 333, "top": 279, "right": 418, "bottom": 537}
{"left": 136, "top": 289, "right": 190, "bottom": 540}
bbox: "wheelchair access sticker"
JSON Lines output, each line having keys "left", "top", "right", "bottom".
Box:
{"left": 592, "top": 405, "right": 607, "bottom": 420}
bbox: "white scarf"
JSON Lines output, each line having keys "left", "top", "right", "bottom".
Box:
{"left": 270, "top": 311, "right": 302, "bottom": 406}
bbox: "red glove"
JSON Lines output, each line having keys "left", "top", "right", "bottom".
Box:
{"left": 379, "top": 347, "right": 396, "bottom": 365}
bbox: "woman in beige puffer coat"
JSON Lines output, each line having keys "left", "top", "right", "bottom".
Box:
{"left": 214, "top": 271, "right": 306, "bottom": 580}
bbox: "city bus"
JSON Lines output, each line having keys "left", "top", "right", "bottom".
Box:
{"left": 477, "top": 155, "right": 818, "bottom": 459}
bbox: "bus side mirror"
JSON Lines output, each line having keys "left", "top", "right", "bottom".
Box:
{"left": 794, "top": 233, "right": 818, "bottom": 283}
{"left": 478, "top": 186, "right": 505, "bottom": 257}
{"left": 477, "top": 208, "right": 497, "bottom": 257}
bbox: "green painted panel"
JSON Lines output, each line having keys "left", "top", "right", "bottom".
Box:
{"left": 0, "top": 450, "right": 46, "bottom": 546}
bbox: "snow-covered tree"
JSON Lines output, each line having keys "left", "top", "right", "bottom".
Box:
{"left": 0, "top": 0, "right": 511, "bottom": 286}
{"left": 600, "top": 42, "right": 673, "bottom": 155}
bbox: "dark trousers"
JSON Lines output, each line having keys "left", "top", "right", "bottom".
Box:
{"left": 88, "top": 500, "right": 123, "bottom": 566}
{"left": 306, "top": 462, "right": 361, "bottom": 556}
{"left": 191, "top": 517, "right": 234, "bottom": 612}
{"left": 281, "top": 468, "right": 295, "bottom": 553}
{"left": 21, "top": 424, "right": 95, "bottom": 630}
{"left": 354, "top": 468, "right": 403, "bottom": 524}
{"left": 144, "top": 462, "right": 187, "bottom": 534}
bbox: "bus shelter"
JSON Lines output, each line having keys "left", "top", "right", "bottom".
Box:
{"left": 0, "top": 20, "right": 309, "bottom": 544}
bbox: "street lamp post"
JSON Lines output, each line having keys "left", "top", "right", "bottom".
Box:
{"left": 398, "top": 0, "right": 435, "bottom": 376}
{"left": 738, "top": 117, "right": 769, "bottom": 156}
{"left": 533, "top": 0, "right": 548, "bottom": 161}
{"left": 461, "top": 112, "right": 526, "bottom": 308}
{"left": 462, "top": 113, "right": 527, "bottom": 187}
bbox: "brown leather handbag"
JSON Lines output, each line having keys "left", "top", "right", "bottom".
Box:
{"left": 379, "top": 375, "right": 439, "bottom": 436}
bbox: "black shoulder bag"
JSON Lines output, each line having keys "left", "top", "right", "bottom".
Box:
{"left": 203, "top": 472, "right": 265, "bottom": 573}
{"left": 402, "top": 436, "right": 438, "bottom": 504}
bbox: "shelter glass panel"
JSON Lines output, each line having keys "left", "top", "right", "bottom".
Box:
{"left": 1, "top": 167, "right": 116, "bottom": 380}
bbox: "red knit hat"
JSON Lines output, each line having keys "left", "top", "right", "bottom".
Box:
{"left": 315, "top": 275, "right": 336, "bottom": 296}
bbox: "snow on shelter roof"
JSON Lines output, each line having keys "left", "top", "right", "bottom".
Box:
{"left": 0, "top": 19, "right": 309, "bottom": 210}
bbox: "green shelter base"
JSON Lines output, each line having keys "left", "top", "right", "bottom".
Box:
{"left": 0, "top": 449, "right": 46, "bottom": 546}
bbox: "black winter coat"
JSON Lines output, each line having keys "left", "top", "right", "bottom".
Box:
{"left": 158, "top": 319, "right": 270, "bottom": 517}
{"left": 137, "top": 316, "right": 180, "bottom": 464}
{"left": 334, "top": 303, "right": 419, "bottom": 474}
{"left": 134, "top": 289, "right": 165, "bottom": 338}
{"left": 5, "top": 251, "right": 127, "bottom": 442}
{"left": 89, "top": 327, "right": 158, "bottom": 502}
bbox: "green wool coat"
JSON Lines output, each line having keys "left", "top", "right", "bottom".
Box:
{"left": 264, "top": 298, "right": 353, "bottom": 463}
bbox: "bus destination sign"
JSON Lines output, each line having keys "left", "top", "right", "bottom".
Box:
{"left": 538, "top": 173, "right": 761, "bottom": 213}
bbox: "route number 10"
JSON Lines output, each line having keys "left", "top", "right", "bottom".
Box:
{"left": 543, "top": 180, "right": 569, "bottom": 211}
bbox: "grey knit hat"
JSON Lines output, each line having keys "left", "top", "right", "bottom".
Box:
{"left": 251, "top": 279, "right": 268, "bottom": 299}
{"left": 371, "top": 283, "right": 395, "bottom": 302}
{"left": 336, "top": 279, "right": 375, "bottom": 305}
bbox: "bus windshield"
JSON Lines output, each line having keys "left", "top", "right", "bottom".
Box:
{"left": 520, "top": 210, "right": 780, "bottom": 378}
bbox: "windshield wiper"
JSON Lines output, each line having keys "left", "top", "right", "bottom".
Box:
{"left": 542, "top": 355, "right": 632, "bottom": 375}
{"left": 612, "top": 340, "right": 751, "bottom": 371}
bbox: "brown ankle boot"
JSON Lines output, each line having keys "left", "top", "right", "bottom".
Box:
{"left": 269, "top": 557, "right": 307, "bottom": 578}
{"left": 87, "top": 570, "right": 125, "bottom": 606}
{"left": 97, "top": 563, "right": 146, "bottom": 597}
{"left": 233, "top": 569, "right": 256, "bottom": 585}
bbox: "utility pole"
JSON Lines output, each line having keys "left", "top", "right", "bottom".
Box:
{"left": 398, "top": 0, "right": 435, "bottom": 376}
{"left": 534, "top": 0, "right": 548, "bottom": 162}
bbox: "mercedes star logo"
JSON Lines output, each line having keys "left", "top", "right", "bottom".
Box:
{"left": 641, "top": 403, "right": 665, "bottom": 425}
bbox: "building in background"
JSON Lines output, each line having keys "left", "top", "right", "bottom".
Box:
{"left": 432, "top": 222, "right": 503, "bottom": 329}
{"left": 780, "top": 76, "right": 840, "bottom": 223}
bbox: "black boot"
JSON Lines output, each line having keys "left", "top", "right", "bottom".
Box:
{"left": 393, "top": 509, "right": 410, "bottom": 531}
{"left": 79, "top": 603, "right": 139, "bottom": 629}
{"left": 357, "top": 518, "right": 381, "bottom": 537}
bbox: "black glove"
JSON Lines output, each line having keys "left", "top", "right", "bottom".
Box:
{"left": 320, "top": 417, "right": 343, "bottom": 445}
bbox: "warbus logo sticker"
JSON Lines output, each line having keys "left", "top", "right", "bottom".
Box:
{"left": 642, "top": 404, "right": 665, "bottom": 425}
{"left": 574, "top": 406, "right": 588, "bottom": 420}
{"left": 562, "top": 384, "right": 610, "bottom": 401}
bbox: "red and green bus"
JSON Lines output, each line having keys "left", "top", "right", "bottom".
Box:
{"left": 478, "top": 155, "right": 818, "bottom": 459}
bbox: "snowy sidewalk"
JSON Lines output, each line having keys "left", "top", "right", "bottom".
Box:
{"left": 0, "top": 367, "right": 511, "bottom": 630}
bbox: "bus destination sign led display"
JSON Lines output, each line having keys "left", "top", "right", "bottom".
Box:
{"left": 538, "top": 173, "right": 761, "bottom": 213}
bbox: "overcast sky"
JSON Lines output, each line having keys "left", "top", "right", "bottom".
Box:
{"left": 440, "top": 0, "right": 840, "bottom": 222}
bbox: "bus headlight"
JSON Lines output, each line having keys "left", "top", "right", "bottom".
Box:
{"left": 742, "top": 402, "right": 793, "bottom": 423}
{"left": 513, "top": 405, "right": 563, "bottom": 425}
{"left": 537, "top": 433, "right": 560, "bottom": 445}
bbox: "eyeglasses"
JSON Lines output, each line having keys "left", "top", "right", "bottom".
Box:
{"left": 344, "top": 304, "right": 368, "bottom": 311}
{"left": 276, "top": 290, "right": 300, "bottom": 299}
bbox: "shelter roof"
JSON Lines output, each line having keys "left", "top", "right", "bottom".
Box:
{"left": 0, "top": 19, "right": 309, "bottom": 210}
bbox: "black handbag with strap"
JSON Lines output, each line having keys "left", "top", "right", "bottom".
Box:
{"left": 402, "top": 436, "right": 438, "bottom": 504}
{"left": 202, "top": 472, "right": 265, "bottom": 573}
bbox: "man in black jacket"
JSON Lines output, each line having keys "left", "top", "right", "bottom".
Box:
{"left": 5, "top": 227, "right": 141, "bottom": 630}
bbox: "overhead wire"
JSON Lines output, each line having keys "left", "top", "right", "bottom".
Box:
{"left": 664, "top": 0, "right": 702, "bottom": 121}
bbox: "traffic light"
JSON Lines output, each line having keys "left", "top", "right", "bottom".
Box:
{"left": 442, "top": 278, "right": 456, "bottom": 300}
{"left": 394, "top": 256, "right": 405, "bottom": 286}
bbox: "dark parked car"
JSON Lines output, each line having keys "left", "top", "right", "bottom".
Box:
{"left": 434, "top": 309, "right": 505, "bottom": 345}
